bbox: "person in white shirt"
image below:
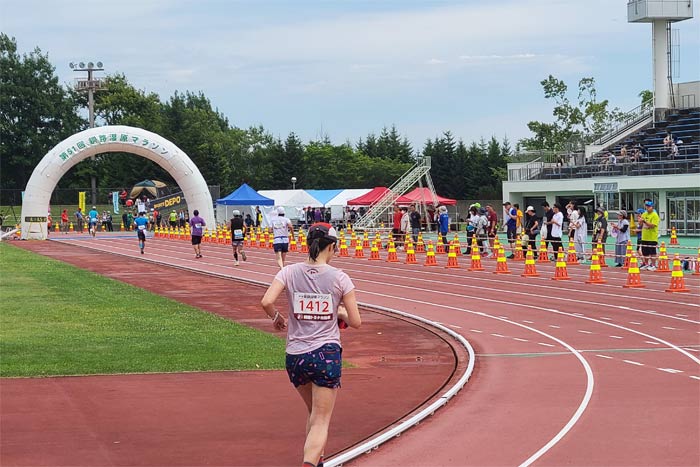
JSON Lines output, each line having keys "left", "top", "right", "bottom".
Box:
{"left": 547, "top": 203, "right": 564, "bottom": 259}
{"left": 271, "top": 207, "right": 295, "bottom": 269}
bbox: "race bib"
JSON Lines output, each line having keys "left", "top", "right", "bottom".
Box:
{"left": 293, "top": 292, "right": 333, "bottom": 321}
{"left": 138, "top": 225, "right": 146, "bottom": 230}
{"left": 91, "top": 217, "right": 97, "bottom": 223}
{"left": 233, "top": 229, "right": 243, "bottom": 239}
{"left": 195, "top": 223, "right": 202, "bottom": 229}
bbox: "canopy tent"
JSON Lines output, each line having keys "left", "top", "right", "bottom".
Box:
{"left": 129, "top": 179, "right": 167, "bottom": 199}
{"left": 346, "top": 187, "right": 411, "bottom": 206}
{"left": 402, "top": 187, "right": 457, "bottom": 205}
{"left": 258, "top": 189, "right": 323, "bottom": 226}
{"left": 304, "top": 189, "right": 344, "bottom": 207}
{"left": 215, "top": 183, "right": 274, "bottom": 224}
{"left": 217, "top": 183, "right": 274, "bottom": 205}
{"left": 325, "top": 189, "right": 372, "bottom": 207}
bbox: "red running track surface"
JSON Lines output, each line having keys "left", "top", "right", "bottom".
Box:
{"left": 6, "top": 236, "right": 700, "bottom": 466}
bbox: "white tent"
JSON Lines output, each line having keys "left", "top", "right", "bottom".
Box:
{"left": 258, "top": 190, "right": 323, "bottom": 226}
{"left": 325, "top": 189, "right": 372, "bottom": 220}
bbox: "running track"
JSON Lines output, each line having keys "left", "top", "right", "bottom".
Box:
{"left": 15, "top": 236, "right": 700, "bottom": 466}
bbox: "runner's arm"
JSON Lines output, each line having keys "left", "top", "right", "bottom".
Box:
{"left": 340, "top": 290, "right": 361, "bottom": 329}
{"left": 261, "top": 279, "right": 287, "bottom": 330}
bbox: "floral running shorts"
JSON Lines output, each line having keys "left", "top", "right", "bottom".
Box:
{"left": 286, "top": 343, "right": 342, "bottom": 389}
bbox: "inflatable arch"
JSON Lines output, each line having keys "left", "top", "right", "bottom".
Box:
{"left": 20, "top": 125, "right": 215, "bottom": 240}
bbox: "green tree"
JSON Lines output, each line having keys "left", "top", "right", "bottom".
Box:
{"left": 520, "top": 75, "right": 623, "bottom": 152}
{"left": 0, "top": 34, "right": 83, "bottom": 192}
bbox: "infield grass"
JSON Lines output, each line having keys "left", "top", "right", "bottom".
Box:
{"left": 0, "top": 243, "right": 285, "bottom": 377}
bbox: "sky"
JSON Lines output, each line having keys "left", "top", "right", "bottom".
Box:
{"left": 2, "top": 0, "right": 698, "bottom": 150}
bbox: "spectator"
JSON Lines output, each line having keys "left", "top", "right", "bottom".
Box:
{"left": 437, "top": 205, "right": 449, "bottom": 246}
{"left": 663, "top": 130, "right": 673, "bottom": 148}
{"left": 523, "top": 206, "right": 540, "bottom": 253}
{"left": 503, "top": 201, "right": 517, "bottom": 258}
{"left": 547, "top": 203, "right": 564, "bottom": 259}
{"left": 244, "top": 213, "right": 254, "bottom": 228}
{"left": 572, "top": 206, "right": 588, "bottom": 263}
{"left": 399, "top": 207, "right": 410, "bottom": 250}
{"left": 486, "top": 205, "right": 498, "bottom": 252}
{"left": 639, "top": 200, "right": 659, "bottom": 271}
{"left": 611, "top": 210, "right": 630, "bottom": 267}
{"left": 255, "top": 206, "right": 262, "bottom": 227}
{"left": 464, "top": 206, "right": 479, "bottom": 255}
{"left": 592, "top": 206, "right": 608, "bottom": 258}
{"left": 620, "top": 145, "right": 628, "bottom": 162}
{"left": 408, "top": 205, "right": 421, "bottom": 243}
{"left": 391, "top": 205, "right": 403, "bottom": 246}
{"left": 476, "top": 207, "right": 491, "bottom": 256}
{"left": 541, "top": 201, "right": 554, "bottom": 254}
{"left": 60, "top": 209, "right": 69, "bottom": 234}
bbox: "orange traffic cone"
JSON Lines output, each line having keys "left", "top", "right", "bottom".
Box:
{"left": 468, "top": 237, "right": 484, "bottom": 271}
{"left": 289, "top": 237, "right": 297, "bottom": 252}
{"left": 368, "top": 243, "right": 381, "bottom": 260}
{"left": 490, "top": 237, "right": 500, "bottom": 260}
{"left": 424, "top": 241, "right": 438, "bottom": 266}
{"left": 622, "top": 241, "right": 632, "bottom": 270}
{"left": 362, "top": 232, "right": 370, "bottom": 249}
{"left": 453, "top": 234, "right": 462, "bottom": 256}
{"left": 596, "top": 243, "right": 608, "bottom": 268}
{"left": 386, "top": 242, "right": 399, "bottom": 262}
{"left": 350, "top": 232, "right": 357, "bottom": 248}
{"left": 670, "top": 226, "right": 678, "bottom": 245}
{"left": 445, "top": 243, "right": 460, "bottom": 268}
{"left": 694, "top": 248, "right": 700, "bottom": 276}
{"left": 566, "top": 241, "right": 579, "bottom": 265}
{"left": 585, "top": 253, "right": 607, "bottom": 284}
{"left": 623, "top": 255, "right": 645, "bottom": 288}
{"left": 656, "top": 242, "right": 670, "bottom": 272}
{"left": 436, "top": 236, "right": 446, "bottom": 254}
{"left": 339, "top": 239, "right": 349, "bottom": 257}
{"left": 354, "top": 243, "right": 364, "bottom": 258}
{"left": 493, "top": 247, "right": 512, "bottom": 274}
{"left": 513, "top": 237, "right": 525, "bottom": 261}
{"left": 521, "top": 247, "right": 540, "bottom": 277}
{"left": 551, "top": 248, "right": 570, "bottom": 281}
{"left": 405, "top": 243, "right": 417, "bottom": 264}
{"left": 538, "top": 239, "right": 549, "bottom": 262}
{"left": 665, "top": 254, "right": 690, "bottom": 293}
{"left": 415, "top": 234, "right": 425, "bottom": 253}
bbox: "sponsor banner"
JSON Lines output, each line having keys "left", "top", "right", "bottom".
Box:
{"left": 152, "top": 192, "right": 187, "bottom": 212}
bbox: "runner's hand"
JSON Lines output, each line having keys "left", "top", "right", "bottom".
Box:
{"left": 273, "top": 313, "right": 287, "bottom": 331}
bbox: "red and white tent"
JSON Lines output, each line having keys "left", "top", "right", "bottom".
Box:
{"left": 346, "top": 187, "right": 412, "bottom": 206}
{"left": 400, "top": 187, "right": 457, "bottom": 205}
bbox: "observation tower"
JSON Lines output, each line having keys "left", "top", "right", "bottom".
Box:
{"left": 628, "top": 0, "right": 694, "bottom": 116}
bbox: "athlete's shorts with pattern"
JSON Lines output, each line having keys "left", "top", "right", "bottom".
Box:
{"left": 286, "top": 343, "right": 342, "bottom": 389}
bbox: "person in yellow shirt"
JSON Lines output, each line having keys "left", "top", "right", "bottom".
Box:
{"left": 639, "top": 200, "right": 659, "bottom": 271}
{"left": 514, "top": 203, "right": 523, "bottom": 235}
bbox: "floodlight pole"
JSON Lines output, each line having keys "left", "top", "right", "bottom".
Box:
{"left": 71, "top": 62, "right": 105, "bottom": 205}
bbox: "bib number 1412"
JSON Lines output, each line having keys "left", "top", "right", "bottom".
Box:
{"left": 293, "top": 293, "right": 333, "bottom": 321}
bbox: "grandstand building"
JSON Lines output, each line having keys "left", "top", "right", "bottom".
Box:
{"left": 503, "top": 0, "right": 699, "bottom": 236}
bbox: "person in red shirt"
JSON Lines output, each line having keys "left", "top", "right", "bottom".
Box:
{"left": 392, "top": 205, "right": 403, "bottom": 248}
{"left": 60, "top": 209, "right": 69, "bottom": 234}
{"left": 486, "top": 205, "right": 498, "bottom": 251}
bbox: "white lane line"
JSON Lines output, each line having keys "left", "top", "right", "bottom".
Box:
{"left": 578, "top": 330, "right": 593, "bottom": 334}
{"left": 690, "top": 376, "right": 700, "bottom": 381}
{"left": 538, "top": 342, "right": 555, "bottom": 347}
{"left": 469, "top": 329, "right": 482, "bottom": 333}
{"left": 676, "top": 314, "right": 688, "bottom": 317}
{"left": 645, "top": 341, "right": 661, "bottom": 345}
{"left": 663, "top": 326, "right": 678, "bottom": 330}
{"left": 596, "top": 354, "right": 613, "bottom": 359}
{"left": 599, "top": 317, "right": 612, "bottom": 320}
{"left": 623, "top": 360, "right": 644, "bottom": 366}
{"left": 630, "top": 322, "right": 642, "bottom": 325}
{"left": 522, "top": 320, "right": 534, "bottom": 324}
{"left": 549, "top": 325, "right": 561, "bottom": 329}
{"left": 498, "top": 316, "right": 509, "bottom": 319}
{"left": 683, "top": 348, "right": 700, "bottom": 352}
{"left": 658, "top": 368, "right": 684, "bottom": 374}
{"left": 448, "top": 324, "right": 463, "bottom": 329}
{"left": 491, "top": 333, "right": 507, "bottom": 338}
{"left": 513, "top": 337, "right": 529, "bottom": 342}
{"left": 573, "top": 313, "right": 584, "bottom": 317}
{"left": 609, "top": 335, "right": 623, "bottom": 339}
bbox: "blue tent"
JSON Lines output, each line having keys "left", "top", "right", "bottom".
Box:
{"left": 304, "top": 189, "right": 344, "bottom": 207}
{"left": 217, "top": 183, "right": 274, "bottom": 205}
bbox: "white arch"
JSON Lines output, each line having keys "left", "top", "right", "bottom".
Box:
{"left": 20, "top": 125, "right": 215, "bottom": 239}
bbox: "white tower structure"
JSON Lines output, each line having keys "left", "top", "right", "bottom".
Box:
{"left": 628, "top": 0, "right": 693, "bottom": 116}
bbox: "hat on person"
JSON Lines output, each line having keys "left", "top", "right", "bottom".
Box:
{"left": 277, "top": 207, "right": 285, "bottom": 215}
{"left": 92, "top": 206, "right": 96, "bottom": 209}
{"left": 438, "top": 206, "right": 448, "bottom": 213}
{"left": 619, "top": 210, "right": 627, "bottom": 218}
{"left": 232, "top": 210, "right": 241, "bottom": 216}
{"left": 636, "top": 208, "right": 644, "bottom": 214}
{"left": 307, "top": 222, "right": 338, "bottom": 242}
{"left": 478, "top": 207, "right": 487, "bottom": 214}
{"left": 644, "top": 200, "right": 654, "bottom": 207}
{"left": 470, "top": 202, "right": 481, "bottom": 209}
{"left": 526, "top": 206, "right": 535, "bottom": 212}
{"left": 596, "top": 207, "right": 605, "bottom": 213}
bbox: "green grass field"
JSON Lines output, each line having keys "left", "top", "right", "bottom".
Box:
{"left": 0, "top": 243, "right": 286, "bottom": 377}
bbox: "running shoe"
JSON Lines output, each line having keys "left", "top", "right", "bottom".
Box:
{"left": 141, "top": 249, "right": 144, "bottom": 255}
{"left": 640, "top": 264, "right": 649, "bottom": 270}
{"left": 234, "top": 260, "right": 239, "bottom": 266}
{"left": 647, "top": 265, "right": 657, "bottom": 271}
{"left": 241, "top": 251, "right": 247, "bottom": 261}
